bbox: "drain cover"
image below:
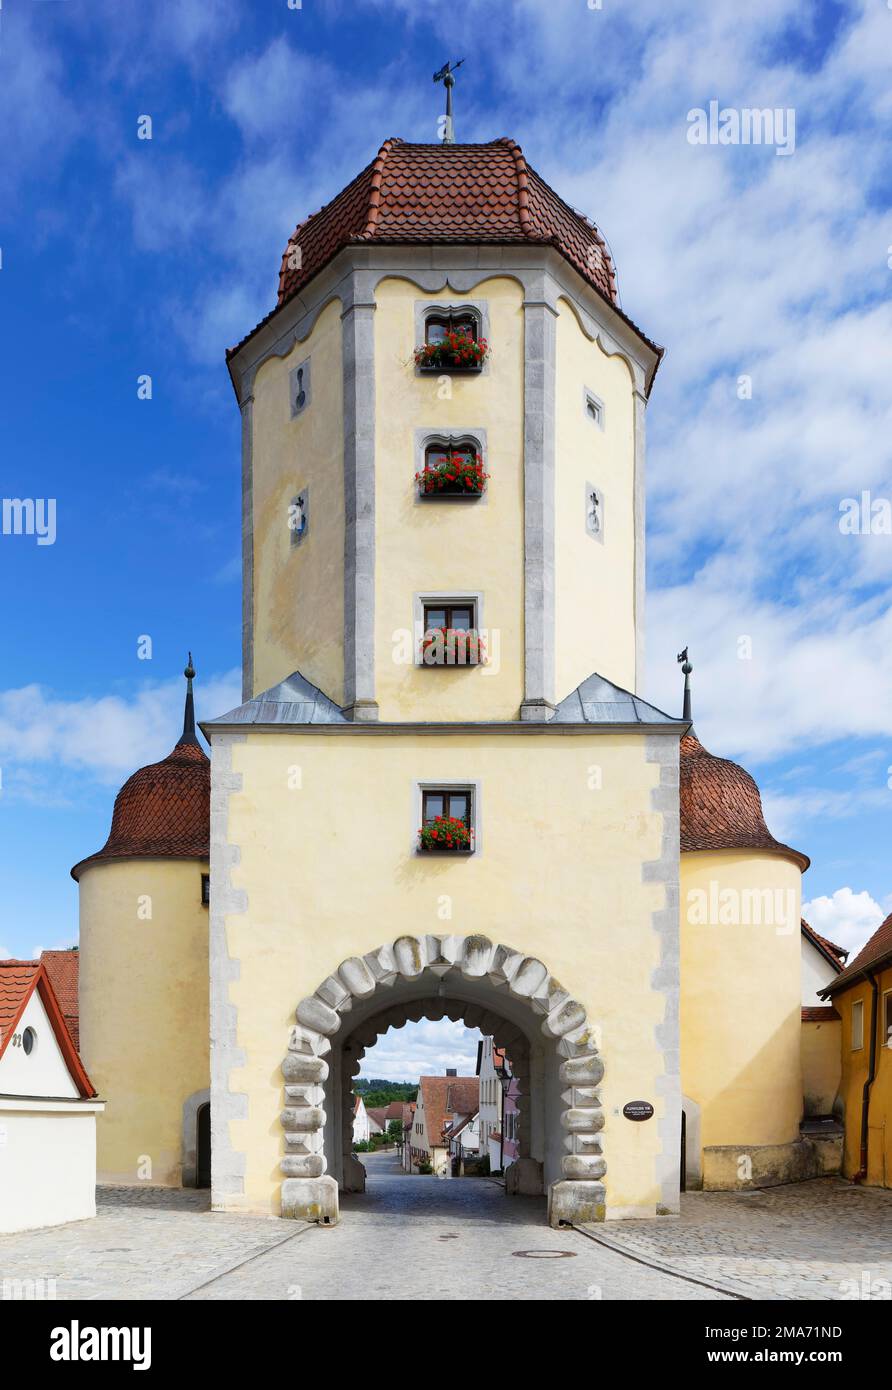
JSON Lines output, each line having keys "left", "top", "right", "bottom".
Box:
{"left": 511, "top": 1249, "right": 577, "bottom": 1259}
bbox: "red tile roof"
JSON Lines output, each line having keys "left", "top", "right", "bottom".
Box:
{"left": 418, "top": 1075, "right": 479, "bottom": 1148}
{"left": 802, "top": 1005, "right": 840, "bottom": 1022}
{"left": 0, "top": 960, "right": 96, "bottom": 1096}
{"left": 679, "top": 733, "right": 809, "bottom": 872}
{"left": 70, "top": 737, "right": 209, "bottom": 880}
{"left": 801, "top": 920, "right": 847, "bottom": 972}
{"left": 229, "top": 138, "right": 662, "bottom": 378}
{"left": 40, "top": 949, "right": 80, "bottom": 1050}
{"left": 822, "top": 911, "right": 892, "bottom": 995}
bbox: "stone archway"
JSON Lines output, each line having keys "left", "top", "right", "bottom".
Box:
{"left": 279, "top": 934, "right": 606, "bottom": 1227}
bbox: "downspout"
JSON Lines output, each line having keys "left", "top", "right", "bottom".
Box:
{"left": 854, "top": 969, "right": 879, "bottom": 1184}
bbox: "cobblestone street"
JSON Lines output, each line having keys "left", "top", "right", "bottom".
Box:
{"left": 582, "top": 1177, "right": 892, "bottom": 1300}
{"left": 1, "top": 1157, "right": 889, "bottom": 1302}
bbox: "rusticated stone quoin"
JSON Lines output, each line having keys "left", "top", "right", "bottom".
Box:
{"left": 282, "top": 936, "right": 606, "bottom": 1225}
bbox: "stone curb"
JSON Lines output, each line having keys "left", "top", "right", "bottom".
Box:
{"left": 571, "top": 1223, "right": 784, "bottom": 1302}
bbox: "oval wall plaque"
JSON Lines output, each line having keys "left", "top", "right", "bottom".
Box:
{"left": 622, "top": 1100, "right": 655, "bottom": 1122}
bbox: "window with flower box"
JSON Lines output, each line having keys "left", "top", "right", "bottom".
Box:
{"left": 414, "top": 306, "right": 488, "bottom": 373}
{"left": 416, "top": 435, "right": 489, "bottom": 498}
{"left": 418, "top": 786, "right": 475, "bottom": 854}
{"left": 419, "top": 600, "right": 486, "bottom": 667}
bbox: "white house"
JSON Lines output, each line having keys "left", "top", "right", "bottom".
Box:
{"left": 0, "top": 959, "right": 104, "bottom": 1233}
{"left": 408, "top": 1073, "right": 479, "bottom": 1175}
{"left": 801, "top": 921, "right": 847, "bottom": 1004}
{"left": 476, "top": 1037, "right": 508, "bottom": 1158}
{"left": 352, "top": 1093, "right": 371, "bottom": 1145}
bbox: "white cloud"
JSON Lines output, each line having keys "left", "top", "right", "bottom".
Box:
{"left": 360, "top": 1020, "right": 481, "bottom": 1083}
{"left": 802, "top": 886, "right": 887, "bottom": 957}
{"left": 0, "top": 669, "right": 241, "bottom": 789}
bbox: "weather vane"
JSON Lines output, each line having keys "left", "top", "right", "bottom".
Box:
{"left": 677, "top": 647, "right": 693, "bottom": 723}
{"left": 433, "top": 58, "right": 464, "bottom": 145}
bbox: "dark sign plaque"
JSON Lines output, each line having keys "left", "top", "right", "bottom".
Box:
{"left": 622, "top": 1100, "right": 654, "bottom": 1122}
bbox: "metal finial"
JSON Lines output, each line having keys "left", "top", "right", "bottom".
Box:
{"left": 433, "top": 58, "right": 464, "bottom": 144}
{"left": 181, "top": 652, "right": 198, "bottom": 745}
{"left": 677, "top": 647, "right": 693, "bottom": 723}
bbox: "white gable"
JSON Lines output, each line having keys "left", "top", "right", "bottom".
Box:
{"left": 0, "top": 989, "right": 79, "bottom": 1099}
{"left": 801, "top": 933, "right": 840, "bottom": 1005}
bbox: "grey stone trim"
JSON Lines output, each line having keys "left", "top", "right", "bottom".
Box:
{"left": 633, "top": 387, "right": 647, "bottom": 694}
{"left": 226, "top": 245, "right": 659, "bottom": 406}
{"left": 284, "top": 936, "right": 606, "bottom": 1224}
{"left": 209, "top": 734, "right": 249, "bottom": 1204}
{"left": 182, "top": 1087, "right": 210, "bottom": 1188}
{"left": 522, "top": 284, "right": 558, "bottom": 721}
{"left": 412, "top": 297, "right": 491, "bottom": 376}
{"left": 643, "top": 733, "right": 682, "bottom": 1216}
{"left": 240, "top": 397, "right": 254, "bottom": 703}
{"left": 204, "top": 718, "right": 687, "bottom": 737}
{"left": 413, "top": 426, "right": 488, "bottom": 506}
{"left": 412, "top": 778, "right": 482, "bottom": 855}
{"left": 342, "top": 298, "right": 378, "bottom": 721}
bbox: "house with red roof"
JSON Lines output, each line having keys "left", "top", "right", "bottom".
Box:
{"left": 820, "top": 911, "right": 892, "bottom": 1187}
{"left": 408, "top": 1073, "right": 479, "bottom": 1176}
{"left": 0, "top": 958, "right": 103, "bottom": 1233}
{"left": 800, "top": 922, "right": 846, "bottom": 1120}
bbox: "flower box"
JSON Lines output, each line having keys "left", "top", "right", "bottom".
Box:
{"left": 418, "top": 816, "right": 474, "bottom": 853}
{"left": 420, "top": 627, "right": 487, "bottom": 666}
{"left": 415, "top": 452, "right": 489, "bottom": 498}
{"left": 414, "top": 329, "right": 489, "bottom": 373}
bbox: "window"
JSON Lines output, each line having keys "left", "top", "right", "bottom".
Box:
{"left": 22, "top": 1026, "right": 36, "bottom": 1056}
{"left": 583, "top": 387, "right": 605, "bottom": 429}
{"left": 851, "top": 999, "right": 864, "bottom": 1051}
{"left": 425, "top": 311, "right": 478, "bottom": 346}
{"left": 419, "top": 785, "right": 475, "bottom": 855}
{"left": 884, "top": 991, "right": 892, "bottom": 1048}
{"left": 420, "top": 599, "right": 485, "bottom": 666}
{"left": 415, "top": 306, "right": 487, "bottom": 372}
{"left": 201, "top": 873, "right": 210, "bottom": 907}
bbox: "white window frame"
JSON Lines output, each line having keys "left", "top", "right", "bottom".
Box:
{"left": 413, "top": 779, "right": 482, "bottom": 856}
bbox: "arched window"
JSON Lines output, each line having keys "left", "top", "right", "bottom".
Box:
{"left": 415, "top": 307, "right": 488, "bottom": 373}
{"left": 416, "top": 436, "right": 488, "bottom": 497}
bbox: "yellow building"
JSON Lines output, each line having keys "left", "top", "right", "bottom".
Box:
{"left": 73, "top": 132, "right": 826, "bottom": 1225}
{"left": 820, "top": 914, "right": 892, "bottom": 1188}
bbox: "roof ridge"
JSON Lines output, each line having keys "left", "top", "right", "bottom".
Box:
{"left": 363, "top": 137, "right": 400, "bottom": 239}
{"left": 498, "top": 136, "right": 532, "bottom": 236}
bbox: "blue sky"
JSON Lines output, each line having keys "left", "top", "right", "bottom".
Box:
{"left": 1, "top": 0, "right": 890, "bottom": 981}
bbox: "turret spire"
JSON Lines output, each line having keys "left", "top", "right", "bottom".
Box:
{"left": 181, "top": 652, "right": 199, "bottom": 746}
{"left": 677, "top": 647, "right": 693, "bottom": 724}
{"left": 433, "top": 58, "right": 464, "bottom": 144}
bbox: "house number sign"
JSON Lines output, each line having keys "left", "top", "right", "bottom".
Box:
{"left": 622, "top": 1101, "right": 654, "bottom": 1122}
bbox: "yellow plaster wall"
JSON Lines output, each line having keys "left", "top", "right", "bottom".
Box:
{"left": 680, "top": 850, "right": 803, "bottom": 1153}
{"left": 78, "top": 858, "right": 210, "bottom": 1185}
{"left": 373, "top": 276, "right": 525, "bottom": 720}
{"left": 834, "top": 968, "right": 892, "bottom": 1186}
{"left": 801, "top": 1018, "right": 842, "bottom": 1116}
{"left": 554, "top": 299, "right": 637, "bottom": 701}
{"left": 251, "top": 297, "right": 345, "bottom": 702}
{"left": 217, "top": 729, "right": 675, "bottom": 1217}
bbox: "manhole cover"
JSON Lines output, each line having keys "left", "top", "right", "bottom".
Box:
{"left": 511, "top": 1249, "right": 577, "bottom": 1259}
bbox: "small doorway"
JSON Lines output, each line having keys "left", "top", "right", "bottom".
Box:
{"left": 196, "top": 1102, "right": 211, "bottom": 1189}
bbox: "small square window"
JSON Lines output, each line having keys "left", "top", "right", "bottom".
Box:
{"left": 420, "top": 601, "right": 484, "bottom": 665}
{"left": 884, "top": 991, "right": 892, "bottom": 1048}
{"left": 583, "top": 388, "right": 605, "bottom": 430}
{"left": 851, "top": 998, "right": 864, "bottom": 1050}
{"left": 416, "top": 307, "right": 487, "bottom": 373}
{"left": 417, "top": 782, "right": 478, "bottom": 855}
{"left": 201, "top": 873, "right": 210, "bottom": 907}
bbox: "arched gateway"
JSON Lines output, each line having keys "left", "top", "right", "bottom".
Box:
{"left": 282, "top": 934, "right": 606, "bottom": 1227}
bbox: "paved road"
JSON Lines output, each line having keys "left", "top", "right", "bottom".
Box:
{"left": 188, "top": 1152, "right": 726, "bottom": 1301}
{"left": 0, "top": 1152, "right": 727, "bottom": 1302}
